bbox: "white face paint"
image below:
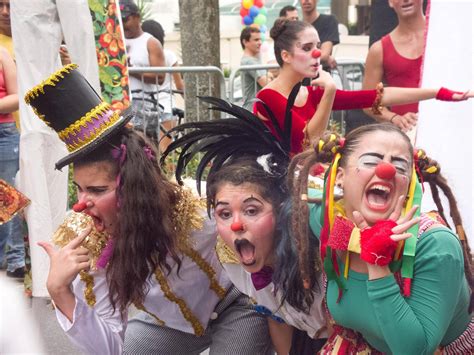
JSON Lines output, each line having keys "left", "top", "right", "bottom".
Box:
{"left": 288, "top": 27, "right": 321, "bottom": 77}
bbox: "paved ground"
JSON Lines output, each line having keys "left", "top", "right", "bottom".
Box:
{"left": 1, "top": 270, "right": 210, "bottom": 354}
{"left": 0, "top": 270, "right": 81, "bottom": 354}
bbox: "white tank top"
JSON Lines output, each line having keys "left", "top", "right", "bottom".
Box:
{"left": 126, "top": 32, "right": 156, "bottom": 95}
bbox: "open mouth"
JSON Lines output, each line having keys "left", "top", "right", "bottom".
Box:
{"left": 365, "top": 183, "right": 392, "bottom": 211}
{"left": 234, "top": 239, "right": 256, "bottom": 266}
{"left": 401, "top": 3, "right": 414, "bottom": 11}
{"left": 85, "top": 212, "right": 105, "bottom": 232}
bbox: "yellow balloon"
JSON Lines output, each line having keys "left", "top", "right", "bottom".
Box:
{"left": 242, "top": 0, "right": 254, "bottom": 10}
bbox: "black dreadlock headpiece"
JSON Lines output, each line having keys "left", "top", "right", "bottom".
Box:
{"left": 160, "top": 83, "right": 301, "bottom": 195}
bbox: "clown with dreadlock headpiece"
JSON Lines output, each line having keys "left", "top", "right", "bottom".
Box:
{"left": 288, "top": 124, "right": 473, "bottom": 354}
{"left": 162, "top": 84, "right": 332, "bottom": 354}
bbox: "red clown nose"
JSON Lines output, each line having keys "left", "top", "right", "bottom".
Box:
{"left": 311, "top": 49, "right": 321, "bottom": 58}
{"left": 72, "top": 201, "right": 88, "bottom": 213}
{"left": 230, "top": 221, "right": 244, "bottom": 232}
{"left": 375, "top": 162, "right": 396, "bottom": 180}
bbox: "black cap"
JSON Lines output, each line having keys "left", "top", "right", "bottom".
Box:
{"left": 119, "top": 0, "right": 139, "bottom": 18}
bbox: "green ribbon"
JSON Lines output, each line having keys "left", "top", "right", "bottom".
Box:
{"left": 401, "top": 178, "right": 423, "bottom": 279}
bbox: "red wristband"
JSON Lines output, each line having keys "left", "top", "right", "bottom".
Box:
{"left": 436, "top": 87, "right": 463, "bottom": 101}
{"left": 360, "top": 220, "right": 398, "bottom": 266}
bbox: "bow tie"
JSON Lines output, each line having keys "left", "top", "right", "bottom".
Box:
{"left": 251, "top": 265, "right": 274, "bottom": 290}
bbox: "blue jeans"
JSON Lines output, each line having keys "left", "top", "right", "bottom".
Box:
{"left": 0, "top": 122, "right": 25, "bottom": 272}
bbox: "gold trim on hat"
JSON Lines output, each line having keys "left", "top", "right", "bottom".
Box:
{"left": 24, "top": 63, "right": 78, "bottom": 104}
{"left": 57, "top": 101, "right": 120, "bottom": 152}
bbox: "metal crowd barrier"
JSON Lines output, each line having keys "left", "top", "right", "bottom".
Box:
{"left": 128, "top": 66, "right": 227, "bottom": 122}
{"left": 228, "top": 63, "right": 279, "bottom": 105}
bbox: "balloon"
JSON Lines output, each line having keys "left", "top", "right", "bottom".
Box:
{"left": 254, "top": 0, "right": 264, "bottom": 8}
{"left": 259, "top": 7, "right": 268, "bottom": 16}
{"left": 260, "top": 24, "right": 267, "bottom": 33}
{"left": 240, "top": 7, "right": 249, "bottom": 17}
{"left": 249, "top": 5, "right": 260, "bottom": 18}
{"left": 242, "top": 0, "right": 254, "bottom": 10}
{"left": 253, "top": 13, "right": 266, "bottom": 25}
{"left": 243, "top": 15, "right": 253, "bottom": 25}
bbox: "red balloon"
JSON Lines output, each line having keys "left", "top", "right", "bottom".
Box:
{"left": 240, "top": 7, "right": 249, "bottom": 17}
{"left": 375, "top": 162, "right": 397, "bottom": 180}
{"left": 254, "top": 0, "right": 264, "bottom": 8}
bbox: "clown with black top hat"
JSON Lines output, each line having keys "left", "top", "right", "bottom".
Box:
{"left": 25, "top": 63, "right": 133, "bottom": 170}
{"left": 25, "top": 65, "right": 273, "bottom": 354}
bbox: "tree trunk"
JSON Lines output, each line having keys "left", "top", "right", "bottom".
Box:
{"left": 178, "top": 0, "right": 221, "bottom": 122}
{"left": 331, "top": 0, "right": 349, "bottom": 27}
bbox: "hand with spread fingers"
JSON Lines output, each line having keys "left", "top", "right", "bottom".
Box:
{"left": 353, "top": 196, "right": 420, "bottom": 276}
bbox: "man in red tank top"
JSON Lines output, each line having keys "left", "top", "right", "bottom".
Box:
{"left": 362, "top": 0, "right": 425, "bottom": 137}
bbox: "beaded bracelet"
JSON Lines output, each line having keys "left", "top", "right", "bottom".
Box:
{"left": 371, "top": 82, "right": 384, "bottom": 115}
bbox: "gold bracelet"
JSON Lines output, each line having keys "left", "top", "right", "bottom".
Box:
{"left": 371, "top": 82, "right": 384, "bottom": 115}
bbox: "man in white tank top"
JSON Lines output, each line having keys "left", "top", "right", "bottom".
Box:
{"left": 120, "top": 0, "right": 165, "bottom": 129}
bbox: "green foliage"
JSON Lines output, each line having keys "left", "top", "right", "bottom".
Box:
{"left": 161, "top": 150, "right": 208, "bottom": 183}
{"left": 67, "top": 166, "right": 76, "bottom": 210}
{"left": 136, "top": 0, "right": 152, "bottom": 21}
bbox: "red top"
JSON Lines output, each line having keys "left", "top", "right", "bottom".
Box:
{"left": 0, "top": 68, "right": 13, "bottom": 124}
{"left": 254, "top": 86, "right": 377, "bottom": 154}
{"left": 382, "top": 34, "right": 422, "bottom": 115}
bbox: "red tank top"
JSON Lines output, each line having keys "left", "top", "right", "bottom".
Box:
{"left": 0, "top": 68, "right": 13, "bottom": 123}
{"left": 382, "top": 34, "right": 422, "bottom": 115}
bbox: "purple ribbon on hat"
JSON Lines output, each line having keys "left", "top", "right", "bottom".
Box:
{"left": 251, "top": 265, "right": 273, "bottom": 290}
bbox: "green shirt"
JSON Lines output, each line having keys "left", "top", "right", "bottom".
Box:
{"left": 308, "top": 197, "right": 471, "bottom": 354}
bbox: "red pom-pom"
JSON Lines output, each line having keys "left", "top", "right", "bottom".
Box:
{"left": 72, "top": 201, "right": 87, "bottom": 213}
{"left": 360, "top": 220, "right": 398, "bottom": 265}
{"left": 375, "top": 162, "right": 396, "bottom": 180}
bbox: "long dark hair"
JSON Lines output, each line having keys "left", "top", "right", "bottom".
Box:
{"left": 74, "top": 127, "right": 182, "bottom": 312}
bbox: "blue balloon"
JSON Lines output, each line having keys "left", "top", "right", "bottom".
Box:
{"left": 260, "top": 24, "right": 267, "bottom": 33}
{"left": 249, "top": 5, "right": 260, "bottom": 18}
{"left": 243, "top": 15, "right": 253, "bottom": 25}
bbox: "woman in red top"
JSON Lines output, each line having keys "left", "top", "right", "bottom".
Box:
{"left": 254, "top": 19, "right": 473, "bottom": 154}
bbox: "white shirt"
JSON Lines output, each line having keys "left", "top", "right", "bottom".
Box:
{"left": 222, "top": 263, "right": 327, "bottom": 339}
{"left": 55, "top": 214, "right": 231, "bottom": 354}
{"left": 126, "top": 32, "right": 156, "bottom": 95}
{"left": 157, "top": 49, "right": 178, "bottom": 114}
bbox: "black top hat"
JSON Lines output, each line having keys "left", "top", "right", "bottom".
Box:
{"left": 25, "top": 64, "right": 133, "bottom": 170}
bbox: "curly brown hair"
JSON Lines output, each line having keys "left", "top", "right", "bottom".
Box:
{"left": 74, "top": 127, "right": 182, "bottom": 312}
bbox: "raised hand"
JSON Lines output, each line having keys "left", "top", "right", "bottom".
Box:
{"left": 392, "top": 112, "right": 418, "bottom": 132}
{"left": 38, "top": 226, "right": 91, "bottom": 295}
{"left": 310, "top": 67, "right": 337, "bottom": 91}
{"left": 352, "top": 198, "right": 420, "bottom": 266}
{"left": 436, "top": 88, "right": 474, "bottom": 101}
